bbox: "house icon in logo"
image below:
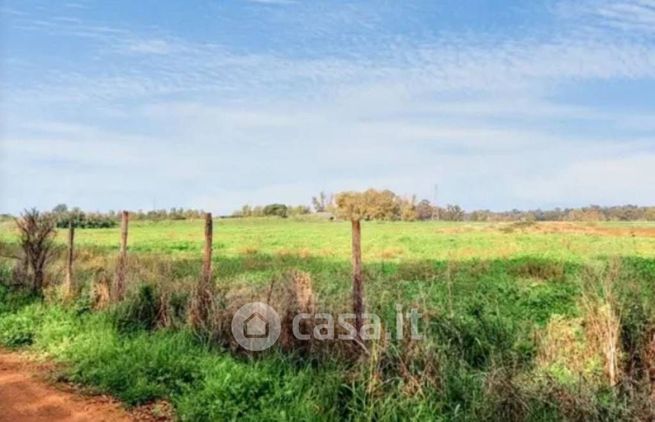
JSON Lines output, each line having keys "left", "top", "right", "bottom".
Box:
{"left": 232, "top": 302, "right": 281, "bottom": 351}
{"left": 244, "top": 312, "right": 269, "bottom": 338}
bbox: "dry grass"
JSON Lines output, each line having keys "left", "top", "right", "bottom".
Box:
{"left": 484, "top": 367, "right": 530, "bottom": 422}
{"left": 238, "top": 246, "right": 259, "bottom": 255}
{"left": 379, "top": 247, "right": 405, "bottom": 260}
{"left": 274, "top": 270, "right": 316, "bottom": 351}
{"left": 92, "top": 275, "right": 112, "bottom": 310}
{"left": 511, "top": 259, "right": 565, "bottom": 281}
{"left": 183, "top": 269, "right": 326, "bottom": 354}
{"left": 275, "top": 247, "right": 312, "bottom": 259}
{"left": 584, "top": 302, "right": 621, "bottom": 386}
{"left": 536, "top": 261, "right": 623, "bottom": 386}
{"left": 510, "top": 222, "right": 655, "bottom": 238}
{"left": 433, "top": 221, "right": 655, "bottom": 238}
{"left": 536, "top": 316, "right": 602, "bottom": 382}
{"left": 581, "top": 261, "right": 622, "bottom": 386}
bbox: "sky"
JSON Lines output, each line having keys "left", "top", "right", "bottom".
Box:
{"left": 1, "top": 0, "right": 654, "bottom": 215}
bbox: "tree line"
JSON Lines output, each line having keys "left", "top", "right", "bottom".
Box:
{"left": 48, "top": 204, "right": 210, "bottom": 228}
{"left": 236, "top": 190, "right": 655, "bottom": 222}
{"left": 3, "top": 194, "right": 653, "bottom": 227}
{"left": 232, "top": 204, "right": 311, "bottom": 218}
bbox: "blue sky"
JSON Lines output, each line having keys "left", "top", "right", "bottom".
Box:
{"left": 1, "top": 0, "right": 654, "bottom": 214}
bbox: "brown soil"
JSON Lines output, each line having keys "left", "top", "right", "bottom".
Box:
{"left": 435, "top": 222, "right": 655, "bottom": 238}
{"left": 0, "top": 350, "right": 172, "bottom": 421}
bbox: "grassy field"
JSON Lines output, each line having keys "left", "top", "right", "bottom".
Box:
{"left": 2, "top": 218, "right": 655, "bottom": 420}
{"left": 3, "top": 217, "right": 654, "bottom": 260}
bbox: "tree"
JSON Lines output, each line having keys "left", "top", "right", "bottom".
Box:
{"left": 645, "top": 208, "right": 655, "bottom": 221}
{"left": 399, "top": 195, "right": 417, "bottom": 221}
{"left": 312, "top": 192, "right": 329, "bottom": 212}
{"left": 415, "top": 199, "right": 433, "bottom": 221}
{"left": 263, "top": 204, "right": 288, "bottom": 218}
{"left": 469, "top": 210, "right": 491, "bottom": 221}
{"left": 15, "top": 209, "right": 57, "bottom": 294}
{"left": 52, "top": 203, "right": 68, "bottom": 214}
{"left": 442, "top": 204, "right": 464, "bottom": 221}
{"left": 363, "top": 189, "right": 400, "bottom": 220}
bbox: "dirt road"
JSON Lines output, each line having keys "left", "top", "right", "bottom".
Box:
{"left": 0, "top": 350, "right": 136, "bottom": 421}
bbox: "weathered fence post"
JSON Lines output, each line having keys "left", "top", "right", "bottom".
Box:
{"left": 203, "top": 212, "right": 213, "bottom": 286}
{"left": 114, "top": 210, "right": 129, "bottom": 301}
{"left": 65, "top": 220, "right": 75, "bottom": 297}
{"left": 191, "top": 212, "right": 213, "bottom": 328}
{"left": 351, "top": 219, "right": 364, "bottom": 338}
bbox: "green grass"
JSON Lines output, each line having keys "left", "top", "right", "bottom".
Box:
{"left": 1, "top": 218, "right": 655, "bottom": 420}
{"left": 3, "top": 218, "right": 654, "bottom": 261}
{"left": 0, "top": 295, "right": 346, "bottom": 420}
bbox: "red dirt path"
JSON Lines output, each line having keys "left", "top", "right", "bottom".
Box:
{"left": 0, "top": 350, "right": 169, "bottom": 421}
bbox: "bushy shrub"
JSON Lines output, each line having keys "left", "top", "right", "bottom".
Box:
{"left": 0, "top": 306, "right": 40, "bottom": 347}
{"left": 0, "top": 314, "right": 35, "bottom": 346}
{"left": 113, "top": 284, "right": 160, "bottom": 333}
{"left": 0, "top": 284, "right": 39, "bottom": 315}
{"left": 263, "top": 203, "right": 288, "bottom": 218}
{"left": 55, "top": 212, "right": 117, "bottom": 229}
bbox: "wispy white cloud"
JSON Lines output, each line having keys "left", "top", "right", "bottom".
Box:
{"left": 123, "top": 39, "right": 176, "bottom": 55}
{"left": 6, "top": 1, "right": 655, "bottom": 109}
{"left": 6, "top": 33, "right": 655, "bottom": 112}
{"left": 557, "top": 0, "right": 655, "bottom": 34}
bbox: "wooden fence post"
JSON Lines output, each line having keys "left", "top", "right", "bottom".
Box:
{"left": 65, "top": 220, "right": 75, "bottom": 297}
{"left": 351, "top": 219, "right": 364, "bottom": 338}
{"left": 114, "top": 210, "right": 129, "bottom": 301}
{"left": 191, "top": 212, "right": 213, "bottom": 328}
{"left": 203, "top": 212, "right": 213, "bottom": 287}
